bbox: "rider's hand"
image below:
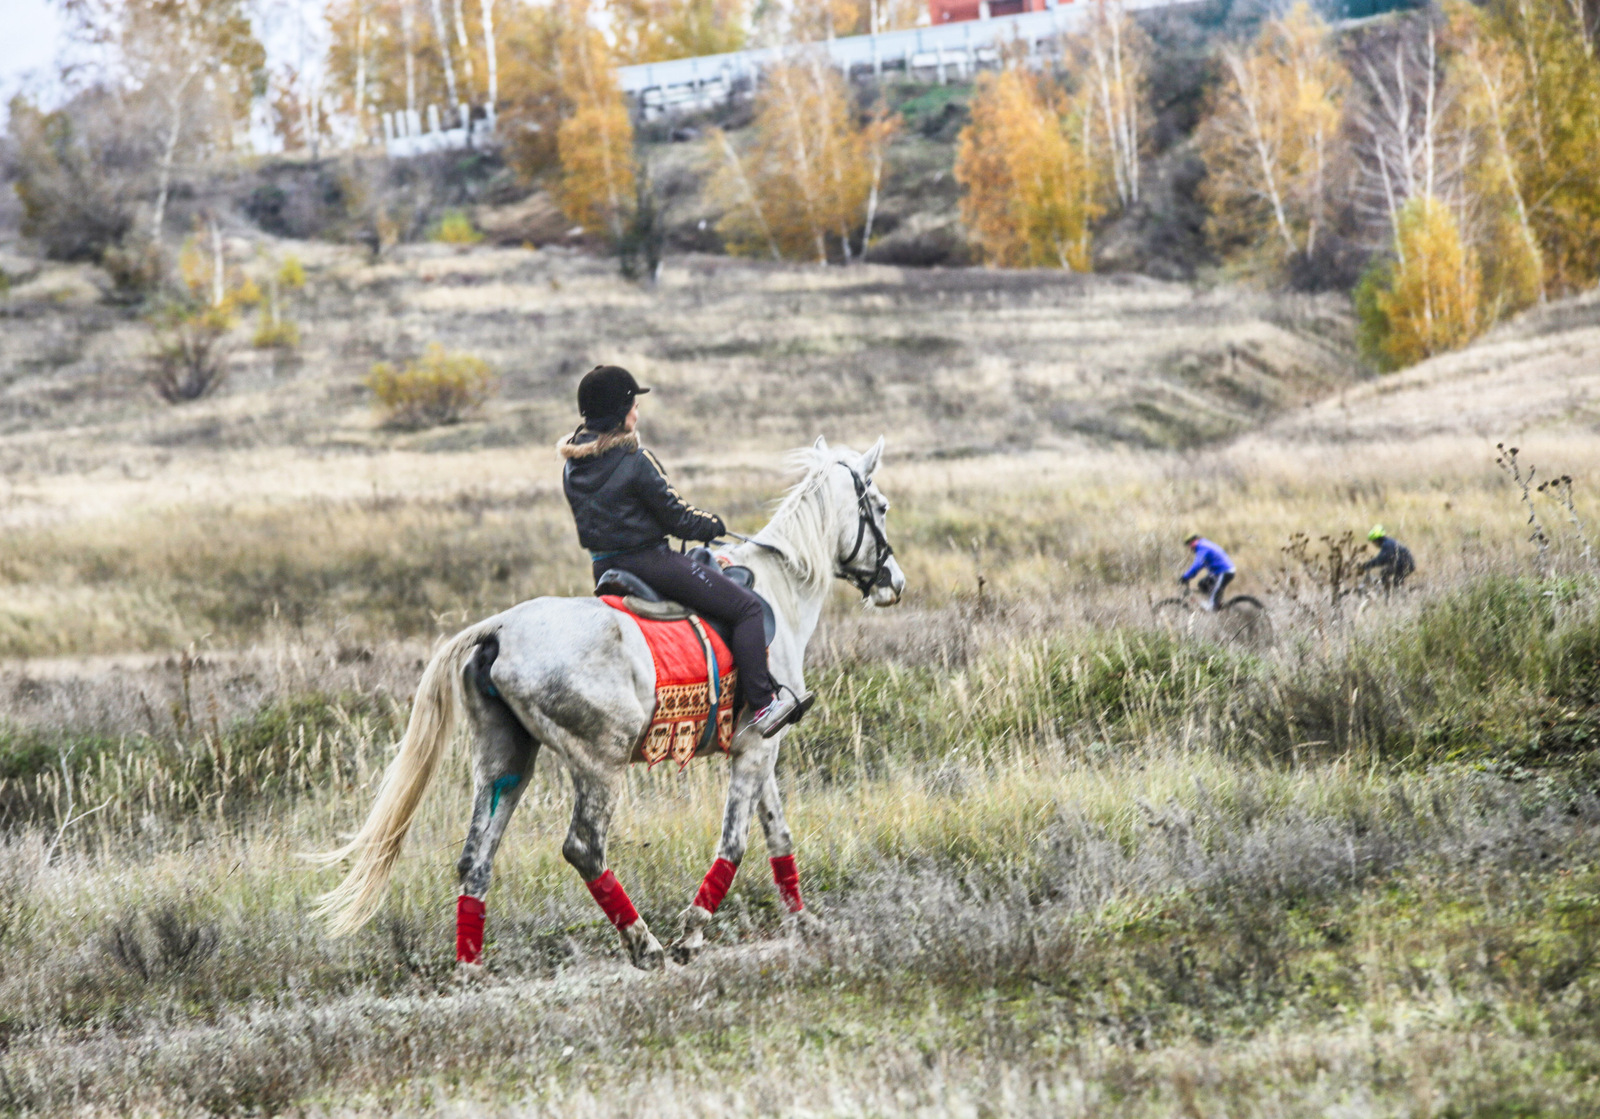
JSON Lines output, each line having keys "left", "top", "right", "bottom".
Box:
{"left": 1177, "top": 576, "right": 1188, "bottom": 586}
{"left": 707, "top": 515, "right": 727, "bottom": 540}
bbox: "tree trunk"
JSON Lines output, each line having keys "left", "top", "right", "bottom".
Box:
{"left": 717, "top": 130, "right": 780, "bottom": 260}
{"left": 428, "top": 0, "right": 459, "bottom": 109}
{"left": 151, "top": 68, "right": 199, "bottom": 243}
{"left": 452, "top": 0, "right": 477, "bottom": 103}
{"left": 404, "top": 0, "right": 417, "bottom": 114}
{"left": 482, "top": 0, "right": 499, "bottom": 110}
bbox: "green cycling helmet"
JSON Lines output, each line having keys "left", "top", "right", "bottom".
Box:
{"left": 1368, "top": 525, "right": 1385, "bottom": 542}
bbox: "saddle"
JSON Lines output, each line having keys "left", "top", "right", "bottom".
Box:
{"left": 595, "top": 549, "right": 777, "bottom": 765}
{"left": 593, "top": 547, "right": 777, "bottom": 648}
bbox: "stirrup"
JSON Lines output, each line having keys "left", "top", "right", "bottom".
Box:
{"left": 753, "top": 685, "right": 814, "bottom": 739}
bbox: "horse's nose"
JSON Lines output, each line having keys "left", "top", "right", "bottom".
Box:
{"left": 875, "top": 558, "right": 907, "bottom": 606}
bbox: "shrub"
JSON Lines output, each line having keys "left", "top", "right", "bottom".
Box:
{"left": 147, "top": 302, "right": 234, "bottom": 403}
{"left": 100, "top": 238, "right": 165, "bottom": 302}
{"left": 251, "top": 317, "right": 300, "bottom": 350}
{"left": 428, "top": 210, "right": 483, "bottom": 245}
{"left": 363, "top": 343, "right": 497, "bottom": 428}
{"left": 1353, "top": 256, "right": 1395, "bottom": 371}
{"left": 277, "top": 255, "right": 306, "bottom": 289}
{"left": 8, "top": 93, "right": 136, "bottom": 263}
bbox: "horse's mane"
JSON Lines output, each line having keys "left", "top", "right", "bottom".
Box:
{"left": 745, "top": 443, "right": 856, "bottom": 613}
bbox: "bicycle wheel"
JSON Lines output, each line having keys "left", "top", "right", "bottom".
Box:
{"left": 1151, "top": 596, "right": 1195, "bottom": 634}
{"left": 1218, "top": 596, "right": 1274, "bottom": 646}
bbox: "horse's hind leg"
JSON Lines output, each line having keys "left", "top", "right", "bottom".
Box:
{"left": 672, "top": 738, "right": 776, "bottom": 964}
{"left": 454, "top": 644, "right": 539, "bottom": 965}
{"left": 562, "top": 765, "right": 666, "bottom": 970}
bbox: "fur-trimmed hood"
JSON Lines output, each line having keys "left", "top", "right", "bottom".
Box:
{"left": 560, "top": 425, "right": 723, "bottom": 554}
{"left": 558, "top": 428, "right": 640, "bottom": 460}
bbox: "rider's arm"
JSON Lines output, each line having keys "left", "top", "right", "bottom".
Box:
{"left": 1179, "top": 553, "right": 1205, "bottom": 582}
{"left": 632, "top": 449, "right": 725, "bottom": 542}
{"left": 1363, "top": 538, "right": 1397, "bottom": 570}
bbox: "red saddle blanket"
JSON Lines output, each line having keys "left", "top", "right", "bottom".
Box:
{"left": 600, "top": 595, "right": 738, "bottom": 766}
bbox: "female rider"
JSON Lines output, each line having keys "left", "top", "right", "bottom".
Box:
{"left": 559, "top": 365, "right": 801, "bottom": 738}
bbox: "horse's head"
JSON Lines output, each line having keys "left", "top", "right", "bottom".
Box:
{"left": 814, "top": 435, "right": 905, "bottom": 607}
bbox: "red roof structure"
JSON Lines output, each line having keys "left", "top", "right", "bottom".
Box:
{"left": 929, "top": 0, "right": 1052, "bottom": 23}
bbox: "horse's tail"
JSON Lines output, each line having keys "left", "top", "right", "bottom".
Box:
{"left": 310, "top": 619, "right": 499, "bottom": 937}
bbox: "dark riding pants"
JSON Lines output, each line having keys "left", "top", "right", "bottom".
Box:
{"left": 594, "top": 546, "right": 776, "bottom": 710}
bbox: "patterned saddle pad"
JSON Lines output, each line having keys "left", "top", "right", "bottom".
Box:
{"left": 600, "top": 595, "right": 737, "bottom": 767}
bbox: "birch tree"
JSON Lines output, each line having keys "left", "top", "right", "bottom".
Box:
{"left": 708, "top": 59, "right": 896, "bottom": 264}
{"left": 96, "top": 0, "right": 264, "bottom": 241}
{"left": 1196, "top": 3, "right": 1348, "bottom": 274}
{"left": 1472, "top": 0, "right": 1600, "bottom": 292}
{"left": 955, "top": 66, "right": 1099, "bottom": 269}
{"left": 1375, "top": 194, "right": 1481, "bottom": 366}
{"left": 555, "top": 0, "right": 635, "bottom": 240}
{"left": 1067, "top": 0, "right": 1149, "bottom": 210}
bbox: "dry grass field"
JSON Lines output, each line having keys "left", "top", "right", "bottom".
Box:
{"left": 3, "top": 247, "right": 1600, "bottom": 1115}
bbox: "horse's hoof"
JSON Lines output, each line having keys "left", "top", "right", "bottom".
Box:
{"left": 621, "top": 920, "right": 666, "bottom": 970}
{"left": 792, "top": 908, "right": 829, "bottom": 941}
{"left": 671, "top": 926, "right": 706, "bottom": 965}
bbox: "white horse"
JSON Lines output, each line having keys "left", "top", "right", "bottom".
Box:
{"left": 315, "top": 437, "right": 905, "bottom": 968}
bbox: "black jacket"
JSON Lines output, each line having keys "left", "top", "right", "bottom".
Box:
{"left": 559, "top": 428, "right": 723, "bottom": 555}
{"left": 1363, "top": 537, "right": 1415, "bottom": 575}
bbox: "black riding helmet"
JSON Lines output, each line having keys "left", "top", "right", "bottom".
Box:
{"left": 578, "top": 365, "right": 650, "bottom": 432}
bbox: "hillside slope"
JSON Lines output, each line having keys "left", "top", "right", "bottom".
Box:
{"left": 0, "top": 245, "right": 1357, "bottom": 481}
{"left": 1260, "top": 289, "right": 1600, "bottom": 444}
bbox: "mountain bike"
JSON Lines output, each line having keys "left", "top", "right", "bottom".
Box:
{"left": 1151, "top": 576, "right": 1274, "bottom": 646}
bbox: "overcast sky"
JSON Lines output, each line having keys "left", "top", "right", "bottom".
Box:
{"left": 0, "top": 0, "right": 69, "bottom": 113}
{"left": 0, "top": 0, "right": 326, "bottom": 132}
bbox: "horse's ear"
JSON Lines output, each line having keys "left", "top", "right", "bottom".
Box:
{"left": 813, "top": 435, "right": 829, "bottom": 452}
{"left": 858, "top": 436, "right": 885, "bottom": 477}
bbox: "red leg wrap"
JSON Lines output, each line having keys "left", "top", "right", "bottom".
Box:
{"left": 771, "top": 854, "right": 804, "bottom": 913}
{"left": 586, "top": 869, "right": 641, "bottom": 930}
{"left": 456, "top": 895, "right": 486, "bottom": 963}
{"left": 693, "top": 857, "right": 739, "bottom": 914}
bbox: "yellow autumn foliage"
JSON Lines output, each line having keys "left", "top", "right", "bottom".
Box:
{"left": 1196, "top": 2, "right": 1346, "bottom": 275}
{"left": 554, "top": 0, "right": 635, "bottom": 240}
{"left": 1377, "top": 196, "right": 1482, "bottom": 368}
{"left": 364, "top": 344, "right": 498, "bottom": 428}
{"left": 710, "top": 60, "right": 896, "bottom": 264}
{"left": 954, "top": 67, "right": 1098, "bottom": 270}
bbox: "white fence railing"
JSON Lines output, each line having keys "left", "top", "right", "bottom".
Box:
{"left": 381, "top": 103, "right": 497, "bottom": 158}
{"left": 617, "top": 0, "right": 1202, "bottom": 118}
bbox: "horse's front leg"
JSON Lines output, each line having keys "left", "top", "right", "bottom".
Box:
{"left": 454, "top": 679, "right": 538, "bottom": 966}
{"left": 756, "top": 768, "right": 827, "bottom": 939}
{"left": 673, "top": 735, "right": 774, "bottom": 964}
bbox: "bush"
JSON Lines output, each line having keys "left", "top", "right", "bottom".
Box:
{"left": 148, "top": 302, "right": 234, "bottom": 403}
{"left": 363, "top": 343, "right": 497, "bottom": 428}
{"left": 277, "top": 255, "right": 306, "bottom": 289}
{"left": 428, "top": 209, "right": 483, "bottom": 245}
{"left": 1353, "top": 256, "right": 1395, "bottom": 371}
{"left": 251, "top": 317, "right": 300, "bottom": 350}
{"left": 7, "top": 92, "right": 137, "bottom": 263}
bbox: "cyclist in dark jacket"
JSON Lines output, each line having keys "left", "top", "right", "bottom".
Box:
{"left": 1362, "top": 526, "right": 1415, "bottom": 590}
{"left": 559, "top": 365, "right": 799, "bottom": 737}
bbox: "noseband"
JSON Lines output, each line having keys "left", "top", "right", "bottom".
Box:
{"left": 837, "top": 465, "right": 895, "bottom": 599}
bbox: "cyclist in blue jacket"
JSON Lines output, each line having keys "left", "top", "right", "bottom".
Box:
{"left": 1179, "top": 534, "right": 1236, "bottom": 611}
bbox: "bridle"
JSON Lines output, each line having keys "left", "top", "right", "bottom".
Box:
{"left": 724, "top": 462, "right": 895, "bottom": 599}
{"left": 836, "top": 464, "right": 895, "bottom": 599}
